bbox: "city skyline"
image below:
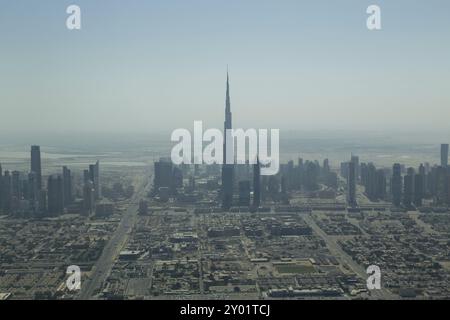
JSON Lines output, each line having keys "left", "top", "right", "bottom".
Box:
{"left": 2, "top": 0, "right": 450, "bottom": 304}
{"left": 2, "top": 74, "right": 450, "bottom": 300}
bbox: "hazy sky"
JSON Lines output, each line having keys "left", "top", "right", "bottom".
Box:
{"left": 1, "top": 0, "right": 449, "bottom": 134}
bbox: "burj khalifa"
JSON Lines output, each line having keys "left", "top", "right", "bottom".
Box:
{"left": 221, "top": 71, "right": 234, "bottom": 209}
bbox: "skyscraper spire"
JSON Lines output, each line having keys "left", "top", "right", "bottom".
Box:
{"left": 225, "top": 68, "right": 232, "bottom": 126}
{"left": 223, "top": 68, "right": 232, "bottom": 163}
{"left": 222, "top": 69, "right": 234, "bottom": 209}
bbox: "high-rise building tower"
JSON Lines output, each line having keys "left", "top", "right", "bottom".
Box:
{"left": 89, "top": 161, "right": 101, "bottom": 200}
{"left": 253, "top": 158, "right": 261, "bottom": 208}
{"left": 441, "top": 144, "right": 449, "bottom": 167}
{"left": 221, "top": 71, "right": 234, "bottom": 209}
{"left": 1, "top": 170, "right": 12, "bottom": 213}
{"left": 414, "top": 172, "right": 424, "bottom": 207}
{"left": 351, "top": 154, "right": 360, "bottom": 181}
{"left": 62, "top": 166, "right": 72, "bottom": 206}
{"left": 365, "top": 163, "right": 377, "bottom": 201}
{"left": 347, "top": 161, "right": 357, "bottom": 207}
{"left": 83, "top": 180, "right": 95, "bottom": 216}
{"left": 31, "top": 145, "right": 42, "bottom": 190}
{"left": 376, "top": 169, "right": 387, "bottom": 200}
{"left": 47, "top": 174, "right": 64, "bottom": 216}
{"left": 418, "top": 163, "right": 427, "bottom": 196}
{"left": 83, "top": 169, "right": 90, "bottom": 186}
{"left": 27, "top": 172, "right": 39, "bottom": 213}
{"left": 11, "top": 171, "right": 21, "bottom": 201}
{"left": 392, "top": 163, "right": 403, "bottom": 207}
{"left": 403, "top": 168, "right": 415, "bottom": 208}
{"left": 10, "top": 171, "right": 20, "bottom": 215}
{"left": 154, "top": 158, "right": 173, "bottom": 193}
{"left": 435, "top": 166, "right": 448, "bottom": 205}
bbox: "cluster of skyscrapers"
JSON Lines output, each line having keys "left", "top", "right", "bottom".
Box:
{"left": 153, "top": 73, "right": 342, "bottom": 209}
{"left": 152, "top": 158, "right": 183, "bottom": 201}
{"left": 0, "top": 146, "right": 101, "bottom": 217}
{"left": 150, "top": 73, "right": 450, "bottom": 213}
{"left": 343, "top": 144, "right": 450, "bottom": 209}
{"left": 217, "top": 73, "right": 347, "bottom": 208}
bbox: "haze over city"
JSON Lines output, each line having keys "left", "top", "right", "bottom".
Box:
{"left": 1, "top": 0, "right": 450, "bottom": 134}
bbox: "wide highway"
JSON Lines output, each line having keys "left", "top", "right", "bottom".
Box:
{"left": 78, "top": 170, "right": 151, "bottom": 300}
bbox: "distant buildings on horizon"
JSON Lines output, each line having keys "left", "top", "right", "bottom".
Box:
{"left": 0, "top": 146, "right": 102, "bottom": 217}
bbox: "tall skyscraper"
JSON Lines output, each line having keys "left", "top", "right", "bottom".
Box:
{"left": 10, "top": 184, "right": 20, "bottom": 214}
{"left": 418, "top": 163, "right": 427, "bottom": 196}
{"left": 253, "top": 158, "right": 261, "bottom": 208}
{"left": 172, "top": 166, "right": 183, "bottom": 190}
{"left": 154, "top": 158, "right": 173, "bottom": 192}
{"left": 392, "top": 163, "right": 403, "bottom": 207}
{"left": 360, "top": 163, "right": 368, "bottom": 186}
{"left": 27, "top": 172, "right": 39, "bottom": 213}
{"left": 83, "top": 169, "right": 90, "bottom": 184}
{"left": 47, "top": 174, "right": 64, "bottom": 216}
{"left": 323, "top": 159, "right": 330, "bottom": 173}
{"left": 347, "top": 161, "right": 356, "bottom": 207}
{"left": 95, "top": 160, "right": 101, "bottom": 199}
{"left": 362, "top": 163, "right": 387, "bottom": 201}
{"left": 89, "top": 161, "right": 101, "bottom": 200}
{"left": 403, "top": 168, "right": 414, "bottom": 208}
{"left": 62, "top": 166, "right": 72, "bottom": 206}
{"left": 351, "top": 154, "right": 360, "bottom": 181}
{"left": 30, "top": 145, "right": 42, "bottom": 190}
{"left": 376, "top": 169, "right": 387, "bottom": 200}
{"left": 83, "top": 180, "right": 95, "bottom": 216}
{"left": 1, "top": 170, "right": 12, "bottom": 213}
{"left": 441, "top": 144, "right": 449, "bottom": 167}
{"left": 305, "top": 161, "right": 319, "bottom": 191}
{"left": 365, "top": 163, "right": 377, "bottom": 201}
{"left": 414, "top": 173, "right": 424, "bottom": 207}
{"left": 11, "top": 171, "right": 21, "bottom": 201}
{"left": 435, "top": 166, "right": 448, "bottom": 205}
{"left": 221, "top": 71, "right": 234, "bottom": 209}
